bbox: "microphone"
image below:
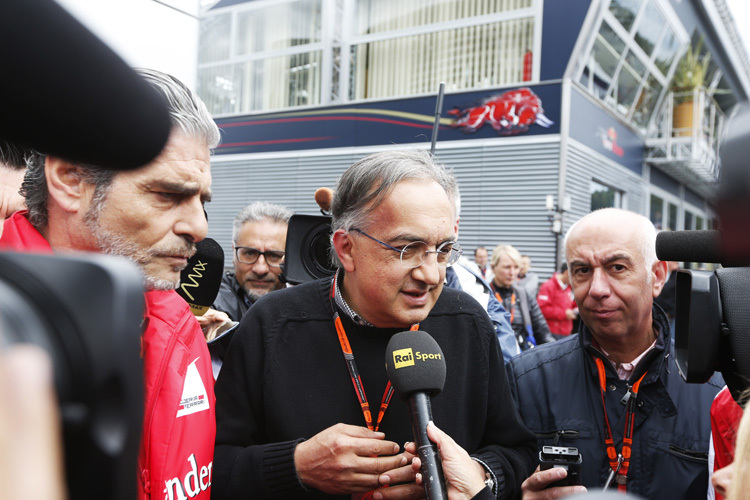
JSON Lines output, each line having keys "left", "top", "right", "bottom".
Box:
{"left": 314, "top": 187, "right": 334, "bottom": 213}
{"left": 655, "top": 230, "right": 749, "bottom": 267}
{"left": 385, "top": 330, "right": 448, "bottom": 500}
{"left": 0, "top": 0, "right": 171, "bottom": 170}
{"left": 176, "top": 238, "right": 225, "bottom": 316}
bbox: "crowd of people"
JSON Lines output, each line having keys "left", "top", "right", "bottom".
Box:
{"left": 1, "top": 66, "right": 748, "bottom": 500}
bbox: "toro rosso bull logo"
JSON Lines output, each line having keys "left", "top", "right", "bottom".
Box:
{"left": 449, "top": 88, "right": 553, "bottom": 135}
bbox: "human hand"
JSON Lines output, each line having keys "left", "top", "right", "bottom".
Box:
{"left": 406, "top": 421, "right": 485, "bottom": 500}
{"left": 373, "top": 447, "right": 424, "bottom": 500}
{"left": 565, "top": 309, "right": 577, "bottom": 320}
{"left": 712, "top": 462, "right": 734, "bottom": 498}
{"left": 294, "top": 423, "right": 406, "bottom": 495}
{"left": 0, "top": 345, "right": 66, "bottom": 500}
{"left": 195, "top": 308, "right": 234, "bottom": 341}
{"left": 521, "top": 466, "right": 586, "bottom": 499}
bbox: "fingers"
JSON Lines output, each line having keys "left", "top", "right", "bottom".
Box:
{"left": 294, "top": 424, "right": 404, "bottom": 495}
{"left": 521, "top": 467, "right": 586, "bottom": 499}
{"left": 372, "top": 482, "right": 426, "bottom": 500}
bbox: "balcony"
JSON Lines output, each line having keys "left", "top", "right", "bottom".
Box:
{"left": 645, "top": 88, "right": 725, "bottom": 199}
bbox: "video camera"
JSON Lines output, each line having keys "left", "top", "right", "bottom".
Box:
{"left": 0, "top": 252, "right": 145, "bottom": 500}
{"left": 658, "top": 103, "right": 750, "bottom": 401}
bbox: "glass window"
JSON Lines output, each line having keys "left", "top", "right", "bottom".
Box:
{"left": 668, "top": 202, "right": 678, "bottom": 230}
{"left": 633, "top": 1, "right": 664, "bottom": 57}
{"left": 609, "top": 0, "right": 642, "bottom": 32}
{"left": 684, "top": 210, "right": 694, "bottom": 230}
{"left": 652, "top": 26, "right": 679, "bottom": 74}
{"left": 696, "top": 216, "right": 704, "bottom": 230}
{"left": 199, "top": 13, "right": 231, "bottom": 64}
{"left": 591, "top": 180, "right": 621, "bottom": 210}
{"left": 235, "top": 0, "right": 321, "bottom": 56}
{"left": 354, "top": 0, "right": 532, "bottom": 35}
{"left": 576, "top": 0, "right": 685, "bottom": 131}
{"left": 650, "top": 194, "right": 664, "bottom": 229}
{"left": 350, "top": 17, "right": 535, "bottom": 100}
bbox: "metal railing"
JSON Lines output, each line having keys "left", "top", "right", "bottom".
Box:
{"left": 645, "top": 88, "right": 725, "bottom": 197}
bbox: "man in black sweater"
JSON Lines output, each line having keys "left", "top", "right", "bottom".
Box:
{"left": 212, "top": 150, "right": 537, "bottom": 500}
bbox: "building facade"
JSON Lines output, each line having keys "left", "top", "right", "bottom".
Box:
{"left": 198, "top": 0, "right": 750, "bottom": 276}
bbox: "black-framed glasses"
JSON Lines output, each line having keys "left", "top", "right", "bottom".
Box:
{"left": 351, "top": 228, "right": 462, "bottom": 269}
{"left": 234, "top": 246, "right": 285, "bottom": 267}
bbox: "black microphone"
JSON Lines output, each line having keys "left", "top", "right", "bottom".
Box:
{"left": 176, "top": 238, "right": 225, "bottom": 316}
{"left": 0, "top": 0, "right": 171, "bottom": 170}
{"left": 385, "top": 330, "right": 448, "bottom": 500}
{"left": 655, "top": 230, "right": 749, "bottom": 267}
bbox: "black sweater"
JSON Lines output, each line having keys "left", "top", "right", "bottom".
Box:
{"left": 213, "top": 278, "right": 536, "bottom": 500}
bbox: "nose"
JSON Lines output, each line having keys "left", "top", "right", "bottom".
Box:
{"left": 588, "top": 268, "right": 610, "bottom": 299}
{"left": 411, "top": 253, "right": 442, "bottom": 286}
{"left": 174, "top": 199, "right": 208, "bottom": 243}
{"left": 251, "top": 254, "right": 270, "bottom": 275}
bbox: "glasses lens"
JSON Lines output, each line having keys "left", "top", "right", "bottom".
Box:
{"left": 238, "top": 248, "right": 260, "bottom": 264}
{"left": 400, "top": 241, "right": 428, "bottom": 268}
{"left": 264, "top": 251, "right": 285, "bottom": 266}
{"left": 445, "top": 242, "right": 462, "bottom": 267}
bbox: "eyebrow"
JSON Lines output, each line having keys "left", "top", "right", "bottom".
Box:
{"left": 569, "top": 254, "right": 633, "bottom": 269}
{"left": 386, "top": 232, "right": 456, "bottom": 246}
{"left": 151, "top": 180, "right": 212, "bottom": 203}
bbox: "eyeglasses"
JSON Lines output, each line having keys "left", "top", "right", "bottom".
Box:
{"left": 234, "top": 246, "right": 285, "bottom": 267}
{"left": 351, "top": 228, "right": 462, "bottom": 269}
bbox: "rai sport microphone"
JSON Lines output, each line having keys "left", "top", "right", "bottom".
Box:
{"left": 176, "top": 238, "right": 225, "bottom": 316}
{"left": 385, "top": 330, "right": 448, "bottom": 500}
{"left": 0, "top": 0, "right": 171, "bottom": 170}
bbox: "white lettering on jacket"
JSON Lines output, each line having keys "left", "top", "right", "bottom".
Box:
{"left": 163, "top": 454, "right": 212, "bottom": 500}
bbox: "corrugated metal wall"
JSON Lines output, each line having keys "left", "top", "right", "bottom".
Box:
{"left": 562, "top": 139, "right": 646, "bottom": 260}
{"left": 205, "top": 137, "right": 565, "bottom": 278}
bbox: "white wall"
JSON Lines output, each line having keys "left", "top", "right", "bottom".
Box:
{"left": 54, "top": 0, "right": 200, "bottom": 90}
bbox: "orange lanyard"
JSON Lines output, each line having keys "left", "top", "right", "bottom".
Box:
{"left": 594, "top": 356, "right": 647, "bottom": 492}
{"left": 492, "top": 283, "right": 515, "bottom": 323}
{"left": 331, "top": 273, "right": 418, "bottom": 431}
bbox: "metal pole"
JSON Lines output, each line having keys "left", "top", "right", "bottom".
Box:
{"left": 430, "top": 82, "right": 445, "bottom": 155}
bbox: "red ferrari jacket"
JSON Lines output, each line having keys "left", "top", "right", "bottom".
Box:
{"left": 536, "top": 274, "right": 577, "bottom": 336}
{"left": 1, "top": 211, "right": 216, "bottom": 500}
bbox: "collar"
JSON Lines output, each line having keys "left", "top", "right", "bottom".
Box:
{"left": 333, "top": 269, "right": 374, "bottom": 327}
{"left": 227, "top": 272, "right": 254, "bottom": 307}
{"left": 595, "top": 336, "right": 658, "bottom": 380}
{"left": 555, "top": 273, "right": 568, "bottom": 290}
{"left": 0, "top": 210, "right": 53, "bottom": 253}
{"left": 581, "top": 305, "right": 670, "bottom": 382}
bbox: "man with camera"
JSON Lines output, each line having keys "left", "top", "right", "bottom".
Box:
{"left": 212, "top": 149, "right": 536, "bottom": 500}
{"left": 212, "top": 201, "right": 292, "bottom": 321}
{"left": 506, "top": 208, "right": 723, "bottom": 499}
{"left": 0, "top": 69, "right": 221, "bottom": 500}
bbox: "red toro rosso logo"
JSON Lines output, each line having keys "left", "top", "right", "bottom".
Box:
{"left": 448, "top": 88, "right": 553, "bottom": 135}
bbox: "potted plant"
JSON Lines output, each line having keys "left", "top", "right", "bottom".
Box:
{"left": 671, "top": 38, "right": 711, "bottom": 136}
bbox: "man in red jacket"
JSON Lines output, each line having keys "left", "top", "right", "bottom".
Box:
{"left": 0, "top": 69, "right": 220, "bottom": 500}
{"left": 536, "top": 262, "right": 578, "bottom": 339}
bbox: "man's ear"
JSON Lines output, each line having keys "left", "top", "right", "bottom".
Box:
{"left": 332, "top": 229, "right": 356, "bottom": 272}
{"left": 651, "top": 260, "right": 668, "bottom": 297}
{"left": 45, "top": 156, "right": 90, "bottom": 213}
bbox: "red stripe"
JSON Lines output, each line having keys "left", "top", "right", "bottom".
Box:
{"left": 218, "top": 115, "right": 437, "bottom": 129}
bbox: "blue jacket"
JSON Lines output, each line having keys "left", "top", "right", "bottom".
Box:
{"left": 506, "top": 305, "right": 723, "bottom": 500}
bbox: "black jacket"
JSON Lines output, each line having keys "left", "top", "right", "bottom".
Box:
{"left": 506, "top": 305, "right": 723, "bottom": 499}
{"left": 213, "top": 279, "right": 537, "bottom": 500}
{"left": 211, "top": 271, "right": 251, "bottom": 321}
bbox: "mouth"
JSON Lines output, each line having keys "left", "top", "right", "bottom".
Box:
{"left": 400, "top": 288, "right": 431, "bottom": 306}
{"left": 590, "top": 309, "right": 618, "bottom": 320}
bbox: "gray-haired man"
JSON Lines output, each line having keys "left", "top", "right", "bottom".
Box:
{"left": 212, "top": 201, "right": 292, "bottom": 321}
{"left": 213, "top": 149, "right": 536, "bottom": 500}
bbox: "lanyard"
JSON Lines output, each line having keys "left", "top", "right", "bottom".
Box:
{"left": 594, "top": 356, "right": 647, "bottom": 492}
{"left": 491, "top": 283, "right": 515, "bottom": 323}
{"left": 330, "top": 273, "right": 418, "bottom": 432}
